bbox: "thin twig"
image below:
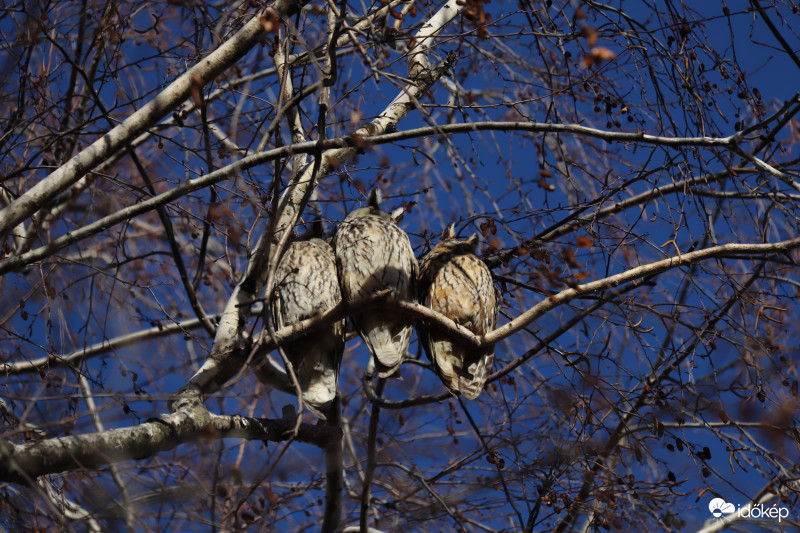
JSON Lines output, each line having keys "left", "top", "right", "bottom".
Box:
{"left": 360, "top": 378, "right": 386, "bottom": 533}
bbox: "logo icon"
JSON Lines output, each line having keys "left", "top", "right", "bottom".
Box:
{"left": 709, "top": 498, "right": 735, "bottom": 519}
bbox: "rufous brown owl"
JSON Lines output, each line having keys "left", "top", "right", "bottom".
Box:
{"left": 418, "top": 223, "right": 498, "bottom": 399}
{"left": 333, "top": 189, "right": 417, "bottom": 377}
{"left": 272, "top": 237, "right": 345, "bottom": 416}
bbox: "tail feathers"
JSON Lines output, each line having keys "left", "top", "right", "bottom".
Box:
{"left": 357, "top": 314, "right": 412, "bottom": 377}
{"left": 457, "top": 353, "right": 493, "bottom": 400}
{"left": 365, "top": 336, "right": 406, "bottom": 377}
{"left": 302, "top": 376, "right": 337, "bottom": 408}
{"left": 428, "top": 335, "right": 493, "bottom": 399}
{"left": 286, "top": 336, "right": 342, "bottom": 413}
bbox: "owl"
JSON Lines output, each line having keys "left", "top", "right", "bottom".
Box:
{"left": 272, "top": 237, "right": 345, "bottom": 417}
{"left": 418, "top": 223, "right": 498, "bottom": 399}
{"left": 333, "top": 189, "right": 418, "bottom": 377}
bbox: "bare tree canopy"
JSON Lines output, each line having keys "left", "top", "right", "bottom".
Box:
{"left": 1, "top": 0, "right": 800, "bottom": 531}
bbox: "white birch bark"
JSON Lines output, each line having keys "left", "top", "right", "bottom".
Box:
{"left": 0, "top": 397, "right": 339, "bottom": 483}
{"left": 0, "top": 0, "right": 307, "bottom": 239}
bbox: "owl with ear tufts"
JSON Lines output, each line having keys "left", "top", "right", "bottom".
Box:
{"left": 333, "top": 189, "right": 418, "bottom": 377}
{"left": 418, "top": 223, "right": 499, "bottom": 399}
{"left": 272, "top": 237, "right": 345, "bottom": 417}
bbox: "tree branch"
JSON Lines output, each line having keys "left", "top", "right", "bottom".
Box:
{"left": 359, "top": 378, "right": 385, "bottom": 533}
{"left": 2, "top": 119, "right": 779, "bottom": 277}
{"left": 0, "top": 0, "right": 311, "bottom": 239}
{"left": 0, "top": 396, "right": 340, "bottom": 484}
{"left": 483, "top": 236, "right": 800, "bottom": 347}
{"left": 553, "top": 267, "right": 764, "bottom": 532}
{"left": 322, "top": 395, "right": 344, "bottom": 533}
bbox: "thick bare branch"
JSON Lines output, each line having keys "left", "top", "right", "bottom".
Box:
{"left": 0, "top": 0, "right": 310, "bottom": 239}
{"left": 487, "top": 238, "right": 799, "bottom": 343}
{"left": 2, "top": 120, "right": 769, "bottom": 277}
{"left": 0, "top": 397, "right": 339, "bottom": 484}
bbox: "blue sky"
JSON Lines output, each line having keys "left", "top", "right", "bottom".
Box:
{"left": 3, "top": 0, "right": 800, "bottom": 530}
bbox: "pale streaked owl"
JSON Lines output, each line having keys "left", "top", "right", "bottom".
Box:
{"left": 272, "top": 237, "right": 345, "bottom": 416}
{"left": 333, "top": 189, "right": 418, "bottom": 377}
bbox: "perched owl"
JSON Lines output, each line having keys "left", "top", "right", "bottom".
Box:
{"left": 272, "top": 238, "right": 345, "bottom": 417}
{"left": 419, "top": 223, "right": 498, "bottom": 399}
{"left": 333, "top": 189, "right": 418, "bottom": 377}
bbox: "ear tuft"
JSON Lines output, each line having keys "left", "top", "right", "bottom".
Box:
{"left": 466, "top": 233, "right": 479, "bottom": 249}
{"left": 368, "top": 188, "right": 382, "bottom": 209}
{"left": 441, "top": 222, "right": 457, "bottom": 241}
{"left": 390, "top": 206, "right": 405, "bottom": 224}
